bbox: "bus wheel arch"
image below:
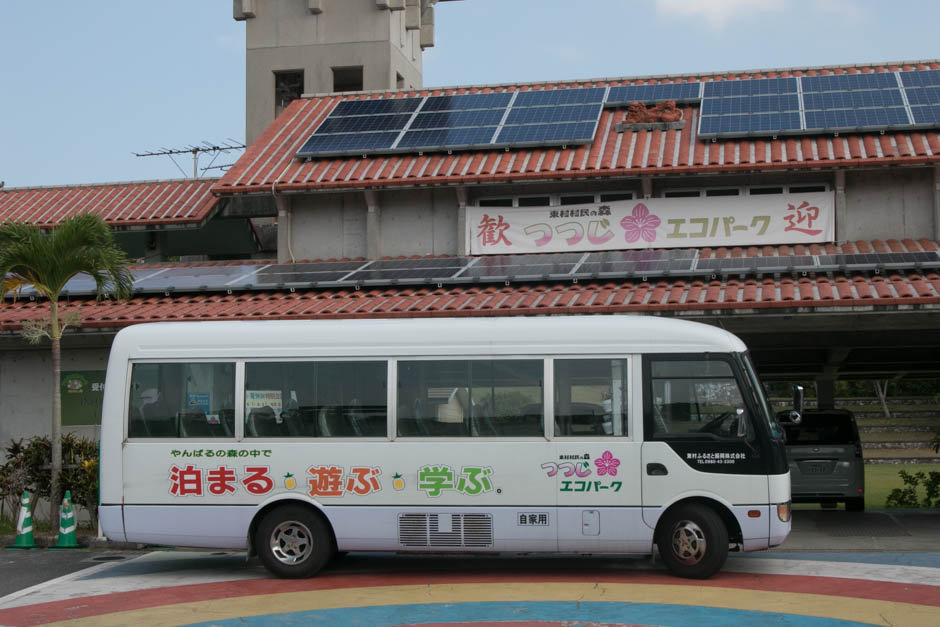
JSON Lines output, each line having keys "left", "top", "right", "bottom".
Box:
{"left": 654, "top": 497, "right": 737, "bottom": 579}
{"left": 249, "top": 500, "right": 337, "bottom": 578}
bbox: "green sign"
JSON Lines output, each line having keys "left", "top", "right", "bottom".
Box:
{"left": 61, "top": 371, "right": 105, "bottom": 426}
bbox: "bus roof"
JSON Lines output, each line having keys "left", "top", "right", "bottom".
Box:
{"left": 109, "top": 316, "right": 747, "bottom": 360}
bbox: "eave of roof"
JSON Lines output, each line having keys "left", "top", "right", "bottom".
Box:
{"left": 3, "top": 238, "right": 939, "bottom": 332}
{"left": 214, "top": 61, "right": 940, "bottom": 196}
{"left": 0, "top": 178, "right": 221, "bottom": 229}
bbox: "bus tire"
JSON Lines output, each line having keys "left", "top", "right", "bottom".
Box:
{"left": 256, "top": 505, "right": 333, "bottom": 578}
{"left": 656, "top": 503, "right": 728, "bottom": 579}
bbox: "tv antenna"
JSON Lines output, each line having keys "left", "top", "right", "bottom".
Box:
{"left": 134, "top": 140, "right": 245, "bottom": 178}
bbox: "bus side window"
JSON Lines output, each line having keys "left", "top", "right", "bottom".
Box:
{"left": 397, "top": 359, "right": 542, "bottom": 437}
{"left": 553, "top": 359, "right": 629, "bottom": 437}
{"left": 128, "top": 362, "right": 235, "bottom": 438}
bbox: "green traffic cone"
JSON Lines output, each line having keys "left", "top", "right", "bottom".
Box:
{"left": 8, "top": 491, "right": 37, "bottom": 550}
{"left": 51, "top": 490, "right": 80, "bottom": 549}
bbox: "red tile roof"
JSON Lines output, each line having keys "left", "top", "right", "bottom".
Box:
{"left": 2, "top": 272, "right": 937, "bottom": 332}
{"left": 215, "top": 62, "right": 940, "bottom": 195}
{"left": 0, "top": 179, "right": 220, "bottom": 228}
{"left": 3, "top": 246, "right": 939, "bottom": 331}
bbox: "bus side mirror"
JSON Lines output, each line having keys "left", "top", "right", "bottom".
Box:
{"left": 778, "top": 385, "right": 803, "bottom": 424}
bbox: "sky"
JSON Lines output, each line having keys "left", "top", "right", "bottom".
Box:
{"left": 1, "top": 0, "right": 939, "bottom": 188}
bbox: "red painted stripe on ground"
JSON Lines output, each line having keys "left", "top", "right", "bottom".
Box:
{"left": 0, "top": 570, "right": 937, "bottom": 627}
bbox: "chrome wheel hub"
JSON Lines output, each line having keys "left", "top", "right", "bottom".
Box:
{"left": 670, "top": 519, "right": 707, "bottom": 565}
{"left": 270, "top": 521, "right": 313, "bottom": 565}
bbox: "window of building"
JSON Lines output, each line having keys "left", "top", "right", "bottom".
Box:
{"left": 333, "top": 66, "right": 364, "bottom": 93}
{"left": 396, "top": 72, "right": 405, "bottom": 90}
{"left": 128, "top": 362, "right": 235, "bottom": 438}
{"left": 274, "top": 70, "right": 304, "bottom": 119}
{"left": 789, "top": 184, "right": 827, "bottom": 193}
{"left": 397, "top": 359, "right": 543, "bottom": 437}
{"left": 705, "top": 188, "right": 740, "bottom": 197}
{"left": 517, "top": 196, "right": 551, "bottom": 207}
{"left": 244, "top": 361, "right": 386, "bottom": 438}
{"left": 554, "top": 359, "right": 629, "bottom": 437}
{"left": 559, "top": 195, "right": 596, "bottom": 206}
{"left": 600, "top": 192, "right": 634, "bottom": 202}
{"left": 478, "top": 198, "right": 513, "bottom": 207}
{"left": 748, "top": 187, "right": 784, "bottom": 195}
{"left": 663, "top": 190, "right": 702, "bottom": 198}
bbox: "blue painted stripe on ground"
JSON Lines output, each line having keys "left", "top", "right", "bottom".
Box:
{"left": 186, "top": 601, "right": 873, "bottom": 627}
{"left": 732, "top": 552, "right": 940, "bottom": 568}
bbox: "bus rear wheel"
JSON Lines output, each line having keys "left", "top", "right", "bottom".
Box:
{"left": 256, "top": 505, "right": 333, "bottom": 578}
{"left": 656, "top": 503, "right": 728, "bottom": 579}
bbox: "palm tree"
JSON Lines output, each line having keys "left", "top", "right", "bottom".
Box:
{"left": 0, "top": 213, "right": 133, "bottom": 526}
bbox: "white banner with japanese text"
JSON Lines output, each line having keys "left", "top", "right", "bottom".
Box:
{"left": 467, "top": 192, "right": 834, "bottom": 255}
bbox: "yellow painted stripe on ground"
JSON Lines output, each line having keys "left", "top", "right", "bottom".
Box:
{"left": 47, "top": 582, "right": 936, "bottom": 627}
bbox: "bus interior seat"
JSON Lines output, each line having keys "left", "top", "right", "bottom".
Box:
{"left": 141, "top": 400, "right": 179, "bottom": 437}
{"left": 284, "top": 407, "right": 317, "bottom": 437}
{"left": 350, "top": 407, "right": 386, "bottom": 436}
{"left": 319, "top": 406, "right": 358, "bottom": 437}
{"left": 247, "top": 406, "right": 288, "bottom": 437}
{"left": 179, "top": 408, "right": 233, "bottom": 438}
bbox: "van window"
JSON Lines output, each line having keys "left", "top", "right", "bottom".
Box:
{"left": 128, "top": 362, "right": 235, "bottom": 438}
{"left": 397, "top": 360, "right": 543, "bottom": 437}
{"left": 244, "top": 361, "right": 386, "bottom": 437}
{"left": 554, "top": 359, "right": 629, "bottom": 436}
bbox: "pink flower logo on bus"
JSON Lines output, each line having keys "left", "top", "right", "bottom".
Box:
{"left": 620, "top": 203, "right": 660, "bottom": 243}
{"left": 594, "top": 450, "right": 621, "bottom": 476}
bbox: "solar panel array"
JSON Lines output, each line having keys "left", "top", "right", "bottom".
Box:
{"left": 296, "top": 69, "right": 940, "bottom": 156}
{"left": 296, "top": 88, "right": 604, "bottom": 157}
{"left": 13, "top": 250, "right": 936, "bottom": 299}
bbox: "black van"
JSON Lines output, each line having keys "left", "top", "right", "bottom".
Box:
{"left": 784, "top": 409, "right": 865, "bottom": 511}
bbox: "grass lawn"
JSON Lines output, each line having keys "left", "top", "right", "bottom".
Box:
{"left": 864, "top": 463, "right": 940, "bottom": 509}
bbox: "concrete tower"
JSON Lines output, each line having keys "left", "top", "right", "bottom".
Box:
{"left": 235, "top": 0, "right": 455, "bottom": 145}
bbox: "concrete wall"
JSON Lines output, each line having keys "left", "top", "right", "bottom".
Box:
{"left": 241, "top": 0, "right": 427, "bottom": 144}
{"left": 843, "top": 168, "right": 934, "bottom": 241}
{"left": 0, "top": 345, "right": 109, "bottom": 454}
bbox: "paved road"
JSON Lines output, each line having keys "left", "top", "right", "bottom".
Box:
{"left": 0, "top": 509, "right": 938, "bottom": 626}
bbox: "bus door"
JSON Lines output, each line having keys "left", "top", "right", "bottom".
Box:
{"left": 641, "top": 355, "right": 769, "bottom": 533}
{"left": 551, "top": 358, "right": 646, "bottom": 553}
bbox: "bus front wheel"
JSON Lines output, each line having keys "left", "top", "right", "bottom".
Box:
{"left": 256, "top": 505, "right": 333, "bottom": 578}
{"left": 655, "top": 503, "right": 728, "bottom": 579}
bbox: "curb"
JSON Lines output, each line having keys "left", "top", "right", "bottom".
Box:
{"left": 0, "top": 535, "right": 151, "bottom": 550}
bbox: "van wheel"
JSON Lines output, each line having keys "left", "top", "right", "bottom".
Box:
{"left": 256, "top": 505, "right": 333, "bottom": 578}
{"left": 846, "top": 497, "right": 865, "bottom": 512}
{"left": 656, "top": 504, "right": 728, "bottom": 579}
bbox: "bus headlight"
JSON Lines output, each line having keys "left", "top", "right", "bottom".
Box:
{"left": 776, "top": 501, "right": 791, "bottom": 523}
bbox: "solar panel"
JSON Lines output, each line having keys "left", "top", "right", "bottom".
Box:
{"left": 513, "top": 87, "right": 606, "bottom": 107}
{"left": 606, "top": 82, "right": 701, "bottom": 105}
{"left": 703, "top": 77, "right": 798, "bottom": 97}
{"left": 496, "top": 121, "right": 598, "bottom": 145}
{"left": 910, "top": 105, "right": 940, "bottom": 124}
{"left": 699, "top": 112, "right": 802, "bottom": 135}
{"left": 701, "top": 94, "right": 800, "bottom": 116}
{"left": 331, "top": 98, "right": 423, "bottom": 116}
{"left": 410, "top": 109, "right": 506, "bottom": 129}
{"left": 296, "top": 131, "right": 400, "bottom": 156}
{"left": 904, "top": 86, "right": 940, "bottom": 105}
{"left": 899, "top": 69, "right": 940, "bottom": 88}
{"left": 315, "top": 113, "right": 413, "bottom": 134}
{"left": 397, "top": 126, "right": 498, "bottom": 149}
{"left": 420, "top": 92, "right": 514, "bottom": 111}
{"left": 804, "top": 107, "right": 909, "bottom": 130}
{"left": 802, "top": 90, "right": 905, "bottom": 109}
{"left": 505, "top": 103, "right": 603, "bottom": 125}
{"left": 801, "top": 72, "right": 899, "bottom": 92}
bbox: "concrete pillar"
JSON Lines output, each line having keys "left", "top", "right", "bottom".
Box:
{"left": 365, "top": 190, "right": 381, "bottom": 259}
{"left": 834, "top": 170, "right": 847, "bottom": 242}
{"left": 455, "top": 186, "right": 468, "bottom": 256}
{"left": 275, "top": 195, "right": 292, "bottom": 264}
{"left": 642, "top": 176, "right": 653, "bottom": 199}
{"left": 816, "top": 378, "right": 836, "bottom": 410}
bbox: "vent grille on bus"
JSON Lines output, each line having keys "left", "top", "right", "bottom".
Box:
{"left": 397, "top": 513, "right": 493, "bottom": 548}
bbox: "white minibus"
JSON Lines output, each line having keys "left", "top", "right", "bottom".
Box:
{"left": 99, "top": 315, "right": 793, "bottom": 579}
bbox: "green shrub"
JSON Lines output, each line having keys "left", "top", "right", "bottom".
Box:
{"left": 885, "top": 469, "right": 940, "bottom": 508}
{"left": 0, "top": 435, "right": 99, "bottom": 530}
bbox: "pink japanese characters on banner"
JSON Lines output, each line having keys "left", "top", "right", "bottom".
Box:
{"left": 467, "top": 192, "right": 835, "bottom": 255}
